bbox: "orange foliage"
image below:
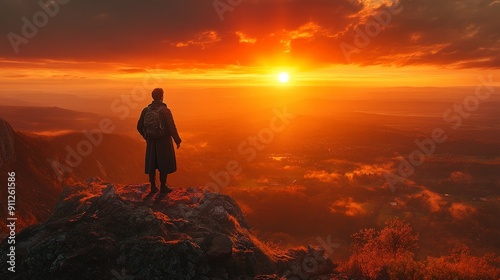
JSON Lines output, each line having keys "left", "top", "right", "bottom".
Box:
{"left": 342, "top": 218, "right": 419, "bottom": 279}
{"left": 425, "top": 245, "right": 500, "bottom": 280}
{"left": 340, "top": 219, "right": 499, "bottom": 280}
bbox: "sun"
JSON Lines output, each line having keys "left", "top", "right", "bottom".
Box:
{"left": 278, "top": 72, "right": 290, "bottom": 83}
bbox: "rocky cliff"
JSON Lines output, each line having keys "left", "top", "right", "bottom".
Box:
{"left": 0, "top": 118, "right": 150, "bottom": 233}
{"left": 0, "top": 118, "right": 15, "bottom": 167}
{"left": 0, "top": 179, "right": 336, "bottom": 280}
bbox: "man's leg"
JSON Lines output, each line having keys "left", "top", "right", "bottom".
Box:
{"left": 149, "top": 171, "right": 159, "bottom": 194}
{"left": 159, "top": 172, "right": 172, "bottom": 193}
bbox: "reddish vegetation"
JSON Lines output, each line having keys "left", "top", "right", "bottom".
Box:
{"left": 341, "top": 219, "right": 499, "bottom": 279}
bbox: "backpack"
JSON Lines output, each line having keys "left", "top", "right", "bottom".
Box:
{"left": 143, "top": 106, "right": 167, "bottom": 139}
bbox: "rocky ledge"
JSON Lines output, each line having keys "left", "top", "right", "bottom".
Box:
{"left": 0, "top": 179, "right": 336, "bottom": 280}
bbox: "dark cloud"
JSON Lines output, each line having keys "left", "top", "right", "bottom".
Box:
{"left": 0, "top": 0, "right": 498, "bottom": 68}
{"left": 342, "top": 0, "right": 500, "bottom": 67}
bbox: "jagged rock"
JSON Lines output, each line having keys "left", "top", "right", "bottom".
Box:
{"left": 204, "top": 233, "right": 233, "bottom": 261}
{"left": 0, "top": 179, "right": 335, "bottom": 279}
{"left": 0, "top": 118, "right": 15, "bottom": 166}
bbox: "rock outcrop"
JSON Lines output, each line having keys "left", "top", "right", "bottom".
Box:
{"left": 0, "top": 179, "right": 335, "bottom": 280}
{"left": 0, "top": 118, "right": 15, "bottom": 167}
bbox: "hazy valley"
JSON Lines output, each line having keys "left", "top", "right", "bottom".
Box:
{"left": 1, "top": 87, "right": 499, "bottom": 264}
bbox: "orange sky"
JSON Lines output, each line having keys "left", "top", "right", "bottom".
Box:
{"left": 1, "top": 0, "right": 499, "bottom": 90}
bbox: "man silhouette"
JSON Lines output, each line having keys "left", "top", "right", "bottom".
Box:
{"left": 137, "top": 88, "right": 181, "bottom": 194}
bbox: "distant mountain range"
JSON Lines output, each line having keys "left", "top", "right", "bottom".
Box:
{"left": 0, "top": 105, "right": 134, "bottom": 136}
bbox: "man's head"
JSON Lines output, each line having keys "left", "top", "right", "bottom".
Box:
{"left": 152, "top": 88, "right": 164, "bottom": 101}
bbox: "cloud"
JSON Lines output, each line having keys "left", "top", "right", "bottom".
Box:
{"left": 304, "top": 162, "right": 393, "bottom": 189}
{"left": 1, "top": 0, "right": 497, "bottom": 68}
{"left": 448, "top": 202, "right": 477, "bottom": 219}
{"left": 304, "top": 170, "right": 343, "bottom": 183}
{"left": 235, "top": 32, "right": 257, "bottom": 44}
{"left": 173, "top": 31, "right": 222, "bottom": 49}
{"left": 329, "top": 197, "right": 367, "bottom": 216}
{"left": 345, "top": 162, "right": 393, "bottom": 180}
{"left": 420, "top": 190, "right": 446, "bottom": 213}
{"left": 448, "top": 171, "right": 473, "bottom": 184}
{"left": 395, "top": 187, "right": 446, "bottom": 213}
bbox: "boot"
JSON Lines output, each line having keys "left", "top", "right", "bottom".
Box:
{"left": 150, "top": 182, "right": 159, "bottom": 194}
{"left": 159, "top": 172, "right": 172, "bottom": 194}
{"left": 149, "top": 173, "right": 159, "bottom": 194}
{"left": 160, "top": 184, "right": 172, "bottom": 194}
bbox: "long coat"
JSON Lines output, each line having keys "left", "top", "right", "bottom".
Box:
{"left": 137, "top": 101, "right": 182, "bottom": 175}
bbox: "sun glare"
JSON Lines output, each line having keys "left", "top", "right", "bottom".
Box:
{"left": 278, "top": 72, "right": 290, "bottom": 83}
